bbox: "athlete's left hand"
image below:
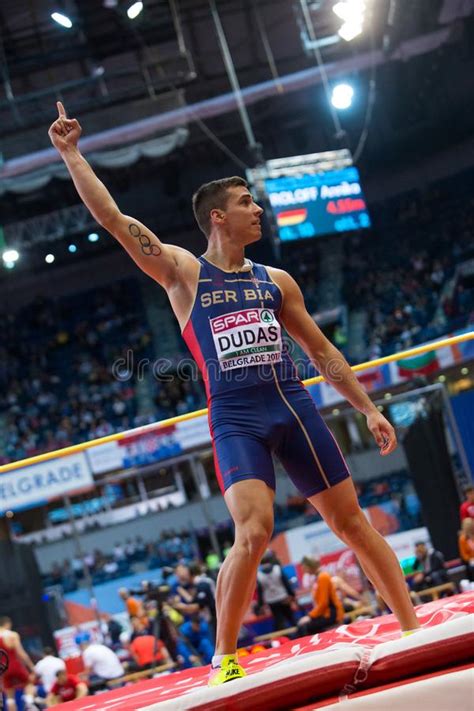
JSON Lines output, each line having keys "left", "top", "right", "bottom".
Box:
{"left": 366, "top": 410, "right": 397, "bottom": 456}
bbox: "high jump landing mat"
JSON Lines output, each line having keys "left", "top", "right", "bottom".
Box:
{"left": 57, "top": 591, "right": 474, "bottom": 711}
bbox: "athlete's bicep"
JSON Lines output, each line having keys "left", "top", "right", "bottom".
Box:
{"left": 269, "top": 267, "right": 331, "bottom": 358}
{"left": 104, "top": 212, "right": 184, "bottom": 287}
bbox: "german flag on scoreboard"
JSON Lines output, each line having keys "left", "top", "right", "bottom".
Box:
{"left": 276, "top": 208, "right": 308, "bottom": 226}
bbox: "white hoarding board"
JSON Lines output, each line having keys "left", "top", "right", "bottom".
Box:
{"left": 0, "top": 452, "right": 94, "bottom": 513}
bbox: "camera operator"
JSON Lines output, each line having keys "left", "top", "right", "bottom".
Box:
{"left": 171, "top": 563, "right": 217, "bottom": 641}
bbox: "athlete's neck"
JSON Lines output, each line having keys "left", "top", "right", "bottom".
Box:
{"left": 203, "top": 242, "right": 247, "bottom": 272}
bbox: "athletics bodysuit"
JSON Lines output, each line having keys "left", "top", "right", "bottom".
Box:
{"left": 182, "top": 256, "right": 350, "bottom": 496}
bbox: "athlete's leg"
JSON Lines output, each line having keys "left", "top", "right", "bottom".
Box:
{"left": 308, "top": 478, "right": 419, "bottom": 631}
{"left": 215, "top": 479, "right": 275, "bottom": 655}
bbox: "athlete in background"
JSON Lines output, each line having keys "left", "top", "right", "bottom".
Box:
{"left": 0, "top": 617, "right": 35, "bottom": 710}
{"left": 49, "top": 103, "right": 420, "bottom": 686}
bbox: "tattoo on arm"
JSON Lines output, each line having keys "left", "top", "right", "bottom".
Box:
{"left": 128, "top": 223, "right": 162, "bottom": 257}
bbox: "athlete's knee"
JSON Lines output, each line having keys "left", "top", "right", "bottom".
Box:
{"left": 236, "top": 520, "right": 272, "bottom": 556}
{"left": 331, "top": 508, "right": 368, "bottom": 545}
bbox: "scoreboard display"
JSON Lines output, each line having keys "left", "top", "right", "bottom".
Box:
{"left": 264, "top": 166, "right": 371, "bottom": 242}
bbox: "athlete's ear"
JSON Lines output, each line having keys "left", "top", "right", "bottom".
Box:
{"left": 210, "top": 208, "right": 225, "bottom": 224}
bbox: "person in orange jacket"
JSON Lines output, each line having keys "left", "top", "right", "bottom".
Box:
{"left": 296, "top": 557, "right": 344, "bottom": 636}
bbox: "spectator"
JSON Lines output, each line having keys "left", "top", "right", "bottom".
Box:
{"left": 129, "top": 626, "right": 172, "bottom": 669}
{"left": 34, "top": 647, "right": 66, "bottom": 694}
{"left": 411, "top": 541, "right": 449, "bottom": 592}
{"left": 47, "top": 670, "right": 88, "bottom": 706}
{"left": 458, "top": 517, "right": 474, "bottom": 582}
{"left": 331, "top": 575, "right": 364, "bottom": 612}
{"left": 460, "top": 485, "right": 474, "bottom": 522}
{"left": 256, "top": 550, "right": 297, "bottom": 630}
{"left": 179, "top": 614, "right": 214, "bottom": 665}
{"left": 77, "top": 633, "right": 124, "bottom": 682}
{"left": 188, "top": 563, "right": 217, "bottom": 635}
{"left": 119, "top": 588, "right": 146, "bottom": 621}
{"left": 296, "top": 557, "right": 344, "bottom": 636}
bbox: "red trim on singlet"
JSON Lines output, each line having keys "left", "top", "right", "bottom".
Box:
{"left": 182, "top": 319, "right": 210, "bottom": 401}
{"left": 182, "top": 319, "right": 226, "bottom": 493}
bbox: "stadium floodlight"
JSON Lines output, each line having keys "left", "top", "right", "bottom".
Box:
{"left": 333, "top": 1, "right": 365, "bottom": 41}
{"left": 127, "top": 2, "right": 143, "bottom": 19}
{"left": 4, "top": 261, "right": 15, "bottom": 270}
{"left": 338, "top": 21, "right": 363, "bottom": 41}
{"left": 45, "top": 253, "right": 55, "bottom": 264}
{"left": 2, "top": 249, "right": 20, "bottom": 264}
{"left": 68, "top": 244, "right": 78, "bottom": 253}
{"left": 333, "top": 1, "right": 365, "bottom": 21}
{"left": 88, "top": 232, "right": 99, "bottom": 242}
{"left": 51, "top": 12, "right": 73, "bottom": 28}
{"left": 331, "top": 83, "right": 354, "bottom": 109}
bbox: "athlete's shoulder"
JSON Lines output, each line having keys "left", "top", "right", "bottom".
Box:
{"left": 266, "top": 266, "right": 300, "bottom": 292}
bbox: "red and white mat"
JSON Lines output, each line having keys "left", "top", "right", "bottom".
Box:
{"left": 57, "top": 592, "right": 474, "bottom": 710}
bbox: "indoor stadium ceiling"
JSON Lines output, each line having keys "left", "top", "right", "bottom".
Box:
{"left": 1, "top": 0, "right": 473, "bottom": 225}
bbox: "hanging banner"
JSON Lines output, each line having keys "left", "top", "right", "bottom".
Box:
{"left": 0, "top": 452, "right": 93, "bottom": 514}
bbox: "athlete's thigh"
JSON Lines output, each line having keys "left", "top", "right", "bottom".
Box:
{"left": 212, "top": 431, "right": 276, "bottom": 494}
{"left": 275, "top": 384, "right": 350, "bottom": 497}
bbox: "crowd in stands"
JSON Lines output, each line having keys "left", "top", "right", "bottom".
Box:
{"left": 343, "top": 175, "right": 474, "bottom": 359}
{"left": 0, "top": 281, "right": 205, "bottom": 465}
{"left": 42, "top": 530, "right": 196, "bottom": 591}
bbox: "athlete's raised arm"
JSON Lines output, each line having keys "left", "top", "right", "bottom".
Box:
{"left": 48, "top": 102, "right": 195, "bottom": 288}
{"left": 268, "top": 266, "right": 397, "bottom": 456}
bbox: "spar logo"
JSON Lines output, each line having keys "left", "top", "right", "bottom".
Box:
{"left": 211, "top": 309, "right": 274, "bottom": 334}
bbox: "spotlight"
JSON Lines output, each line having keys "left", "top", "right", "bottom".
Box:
{"left": 332, "top": 408, "right": 340, "bottom": 416}
{"left": 2, "top": 249, "right": 20, "bottom": 264}
{"left": 338, "top": 21, "right": 363, "bottom": 41}
{"left": 461, "top": 367, "right": 469, "bottom": 375}
{"left": 438, "top": 375, "right": 446, "bottom": 383}
{"left": 331, "top": 83, "right": 354, "bottom": 109}
{"left": 4, "top": 261, "right": 15, "bottom": 270}
{"left": 68, "top": 244, "right": 78, "bottom": 253}
{"left": 51, "top": 12, "right": 73, "bottom": 28}
{"left": 384, "top": 392, "right": 392, "bottom": 400}
{"left": 88, "top": 233, "right": 99, "bottom": 242}
{"left": 127, "top": 2, "right": 143, "bottom": 19}
{"left": 45, "top": 254, "right": 55, "bottom": 264}
{"left": 333, "top": 1, "right": 365, "bottom": 21}
{"left": 333, "top": 1, "right": 365, "bottom": 42}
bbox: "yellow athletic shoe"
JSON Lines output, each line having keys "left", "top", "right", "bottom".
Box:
{"left": 208, "top": 655, "right": 247, "bottom": 687}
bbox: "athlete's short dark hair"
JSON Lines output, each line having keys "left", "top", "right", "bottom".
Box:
{"left": 192, "top": 176, "right": 248, "bottom": 238}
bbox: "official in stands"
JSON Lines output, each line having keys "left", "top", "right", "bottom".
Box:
{"left": 76, "top": 632, "right": 124, "bottom": 686}
{"left": 296, "top": 557, "right": 344, "bottom": 636}
{"left": 256, "top": 550, "right": 297, "bottom": 631}
{"left": 411, "top": 541, "right": 449, "bottom": 592}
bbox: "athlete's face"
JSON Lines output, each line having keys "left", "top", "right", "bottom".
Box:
{"left": 219, "top": 187, "right": 264, "bottom": 244}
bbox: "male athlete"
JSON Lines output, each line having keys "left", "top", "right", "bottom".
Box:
{"left": 49, "top": 102, "right": 420, "bottom": 686}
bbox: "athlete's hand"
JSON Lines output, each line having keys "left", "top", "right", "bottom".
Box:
{"left": 48, "top": 101, "right": 82, "bottom": 152}
{"left": 366, "top": 410, "right": 397, "bottom": 456}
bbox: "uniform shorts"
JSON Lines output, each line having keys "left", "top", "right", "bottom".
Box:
{"left": 209, "top": 380, "right": 351, "bottom": 497}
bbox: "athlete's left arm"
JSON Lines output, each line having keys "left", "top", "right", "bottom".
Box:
{"left": 268, "top": 267, "right": 397, "bottom": 456}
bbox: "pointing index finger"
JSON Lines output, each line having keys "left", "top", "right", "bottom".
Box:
{"left": 57, "top": 101, "right": 67, "bottom": 118}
